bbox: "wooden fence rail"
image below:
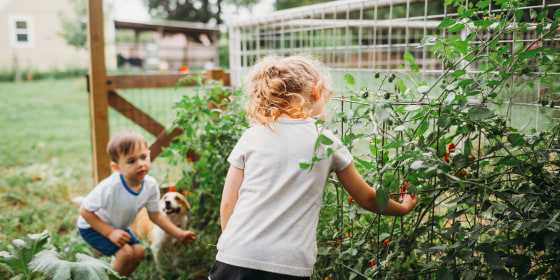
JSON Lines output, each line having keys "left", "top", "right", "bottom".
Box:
{"left": 86, "top": 70, "right": 229, "bottom": 185}
{"left": 86, "top": 0, "right": 229, "bottom": 185}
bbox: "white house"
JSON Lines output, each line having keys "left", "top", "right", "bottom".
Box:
{"left": 0, "top": 0, "right": 115, "bottom": 73}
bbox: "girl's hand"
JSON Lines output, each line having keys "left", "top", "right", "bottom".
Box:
{"left": 108, "top": 229, "right": 131, "bottom": 247}
{"left": 400, "top": 193, "right": 418, "bottom": 213}
{"left": 178, "top": 230, "right": 197, "bottom": 244}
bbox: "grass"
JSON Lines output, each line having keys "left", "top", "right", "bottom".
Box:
{"left": 0, "top": 78, "right": 96, "bottom": 278}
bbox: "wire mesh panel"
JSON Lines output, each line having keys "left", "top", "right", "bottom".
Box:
{"left": 229, "top": 0, "right": 560, "bottom": 130}
{"left": 108, "top": 87, "right": 193, "bottom": 143}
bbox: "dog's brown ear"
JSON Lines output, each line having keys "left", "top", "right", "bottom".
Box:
{"left": 160, "top": 183, "right": 171, "bottom": 194}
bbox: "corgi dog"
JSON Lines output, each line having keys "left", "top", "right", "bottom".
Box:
{"left": 130, "top": 191, "right": 191, "bottom": 264}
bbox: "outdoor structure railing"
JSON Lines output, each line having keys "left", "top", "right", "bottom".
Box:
{"left": 228, "top": 0, "right": 559, "bottom": 129}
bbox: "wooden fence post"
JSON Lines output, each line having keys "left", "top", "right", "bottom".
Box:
{"left": 206, "top": 68, "right": 227, "bottom": 86}
{"left": 87, "top": 0, "right": 111, "bottom": 185}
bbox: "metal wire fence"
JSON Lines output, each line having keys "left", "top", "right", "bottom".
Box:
{"left": 228, "top": 0, "right": 560, "bottom": 278}
{"left": 228, "top": 0, "right": 560, "bottom": 130}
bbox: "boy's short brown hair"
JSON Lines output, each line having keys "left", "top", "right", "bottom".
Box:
{"left": 107, "top": 131, "right": 148, "bottom": 163}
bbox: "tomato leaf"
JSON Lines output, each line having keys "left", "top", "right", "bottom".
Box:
{"left": 376, "top": 188, "right": 390, "bottom": 213}
{"left": 344, "top": 73, "right": 355, "bottom": 85}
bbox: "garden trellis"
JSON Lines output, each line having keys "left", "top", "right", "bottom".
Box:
{"left": 229, "top": 0, "right": 559, "bottom": 129}
{"left": 226, "top": 0, "right": 560, "bottom": 279}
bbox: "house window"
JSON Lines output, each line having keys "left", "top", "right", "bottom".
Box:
{"left": 9, "top": 15, "right": 35, "bottom": 48}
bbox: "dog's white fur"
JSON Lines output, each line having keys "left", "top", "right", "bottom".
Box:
{"left": 130, "top": 191, "right": 190, "bottom": 264}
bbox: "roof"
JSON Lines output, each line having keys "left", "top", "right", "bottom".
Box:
{"left": 114, "top": 19, "right": 220, "bottom": 42}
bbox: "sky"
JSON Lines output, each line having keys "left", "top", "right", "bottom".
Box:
{"left": 110, "top": 0, "right": 275, "bottom": 24}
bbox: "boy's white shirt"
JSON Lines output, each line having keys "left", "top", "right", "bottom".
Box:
{"left": 216, "top": 117, "right": 353, "bottom": 277}
{"left": 77, "top": 172, "right": 160, "bottom": 230}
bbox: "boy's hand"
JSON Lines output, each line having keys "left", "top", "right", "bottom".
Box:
{"left": 108, "top": 229, "right": 131, "bottom": 247}
{"left": 177, "top": 230, "right": 197, "bottom": 244}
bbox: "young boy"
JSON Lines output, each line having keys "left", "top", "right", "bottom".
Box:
{"left": 77, "top": 130, "right": 196, "bottom": 276}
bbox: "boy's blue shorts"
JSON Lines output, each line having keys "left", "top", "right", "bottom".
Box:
{"left": 78, "top": 227, "right": 140, "bottom": 256}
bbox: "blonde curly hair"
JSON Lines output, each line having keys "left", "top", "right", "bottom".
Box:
{"left": 245, "top": 55, "right": 333, "bottom": 129}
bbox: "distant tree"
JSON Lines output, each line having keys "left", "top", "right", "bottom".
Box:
{"left": 145, "top": 0, "right": 258, "bottom": 25}
{"left": 58, "top": 0, "right": 87, "bottom": 49}
{"left": 274, "top": 0, "right": 333, "bottom": 11}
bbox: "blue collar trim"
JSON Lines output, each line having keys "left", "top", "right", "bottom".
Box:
{"left": 120, "top": 174, "right": 143, "bottom": 196}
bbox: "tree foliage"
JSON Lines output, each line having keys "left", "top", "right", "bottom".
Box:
{"left": 274, "top": 0, "right": 334, "bottom": 11}
{"left": 58, "top": 0, "right": 88, "bottom": 50}
{"left": 145, "top": 0, "right": 258, "bottom": 24}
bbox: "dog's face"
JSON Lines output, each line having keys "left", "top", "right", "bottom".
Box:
{"left": 160, "top": 192, "right": 190, "bottom": 217}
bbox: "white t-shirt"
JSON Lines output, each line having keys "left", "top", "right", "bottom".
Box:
{"left": 216, "top": 118, "right": 353, "bottom": 277}
{"left": 77, "top": 172, "right": 160, "bottom": 230}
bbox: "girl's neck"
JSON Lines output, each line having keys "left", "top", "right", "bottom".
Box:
{"left": 278, "top": 112, "right": 293, "bottom": 119}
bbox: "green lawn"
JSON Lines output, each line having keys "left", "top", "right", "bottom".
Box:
{"left": 0, "top": 78, "right": 92, "bottom": 169}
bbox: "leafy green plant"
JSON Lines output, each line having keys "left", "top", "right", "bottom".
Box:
{"left": 0, "top": 230, "right": 122, "bottom": 280}
{"left": 312, "top": 0, "right": 560, "bottom": 279}
{"left": 29, "top": 250, "right": 122, "bottom": 280}
{"left": 158, "top": 75, "right": 249, "bottom": 278}
{"left": 0, "top": 230, "right": 49, "bottom": 279}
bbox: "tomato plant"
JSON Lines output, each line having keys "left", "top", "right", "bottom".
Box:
{"left": 164, "top": 1, "right": 559, "bottom": 279}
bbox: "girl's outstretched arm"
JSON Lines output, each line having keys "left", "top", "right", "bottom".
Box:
{"left": 220, "top": 165, "right": 244, "bottom": 231}
{"left": 335, "top": 161, "right": 417, "bottom": 216}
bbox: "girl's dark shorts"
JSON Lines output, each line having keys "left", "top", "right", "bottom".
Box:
{"left": 209, "top": 261, "right": 310, "bottom": 280}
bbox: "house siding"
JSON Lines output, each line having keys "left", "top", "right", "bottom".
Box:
{"left": 0, "top": 0, "right": 115, "bottom": 72}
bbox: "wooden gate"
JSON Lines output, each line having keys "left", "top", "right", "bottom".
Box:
{"left": 86, "top": 0, "right": 228, "bottom": 184}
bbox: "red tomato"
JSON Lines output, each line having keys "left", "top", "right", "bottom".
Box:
{"left": 448, "top": 143, "right": 456, "bottom": 153}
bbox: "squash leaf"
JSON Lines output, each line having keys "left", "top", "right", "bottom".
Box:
{"left": 0, "top": 230, "right": 49, "bottom": 276}
{"left": 29, "top": 250, "right": 122, "bottom": 280}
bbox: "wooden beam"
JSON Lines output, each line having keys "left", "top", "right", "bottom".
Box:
{"left": 206, "top": 68, "right": 225, "bottom": 84}
{"left": 87, "top": 0, "right": 111, "bottom": 185}
{"left": 107, "top": 73, "right": 198, "bottom": 90}
{"left": 107, "top": 91, "right": 165, "bottom": 137}
{"left": 150, "top": 128, "right": 184, "bottom": 160}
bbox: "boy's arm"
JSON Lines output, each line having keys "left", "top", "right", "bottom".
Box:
{"left": 335, "top": 161, "right": 417, "bottom": 216}
{"left": 220, "top": 165, "right": 244, "bottom": 231}
{"left": 148, "top": 211, "right": 196, "bottom": 244}
{"left": 79, "top": 205, "right": 131, "bottom": 247}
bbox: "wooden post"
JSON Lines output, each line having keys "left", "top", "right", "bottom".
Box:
{"left": 206, "top": 68, "right": 225, "bottom": 84}
{"left": 87, "top": 0, "right": 111, "bottom": 185}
